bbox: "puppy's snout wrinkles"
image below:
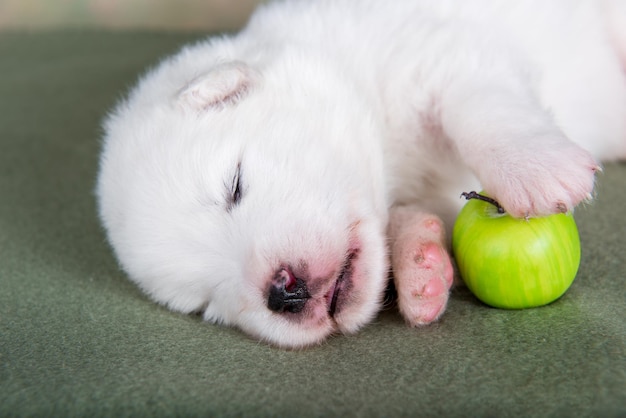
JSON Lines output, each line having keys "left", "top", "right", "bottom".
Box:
{"left": 267, "top": 267, "right": 311, "bottom": 313}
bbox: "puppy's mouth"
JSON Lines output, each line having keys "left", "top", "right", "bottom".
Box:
{"left": 327, "top": 249, "right": 358, "bottom": 318}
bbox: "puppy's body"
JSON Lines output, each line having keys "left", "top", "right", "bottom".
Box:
{"left": 97, "top": 0, "right": 626, "bottom": 347}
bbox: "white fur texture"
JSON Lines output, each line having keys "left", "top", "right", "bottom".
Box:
{"left": 97, "top": 0, "right": 626, "bottom": 348}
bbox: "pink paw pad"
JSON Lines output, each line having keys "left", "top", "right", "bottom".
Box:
{"left": 414, "top": 242, "right": 442, "bottom": 265}
{"left": 422, "top": 217, "right": 442, "bottom": 235}
{"left": 420, "top": 276, "right": 447, "bottom": 298}
{"left": 413, "top": 243, "right": 454, "bottom": 289}
{"left": 389, "top": 209, "right": 454, "bottom": 327}
{"left": 396, "top": 241, "right": 454, "bottom": 326}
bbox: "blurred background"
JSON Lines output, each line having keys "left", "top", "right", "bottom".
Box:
{"left": 0, "top": 0, "right": 266, "bottom": 31}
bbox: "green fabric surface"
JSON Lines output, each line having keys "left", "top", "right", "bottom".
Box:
{"left": 1, "top": 31, "right": 625, "bottom": 417}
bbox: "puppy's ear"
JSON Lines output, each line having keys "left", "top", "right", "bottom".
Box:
{"left": 177, "top": 62, "right": 256, "bottom": 111}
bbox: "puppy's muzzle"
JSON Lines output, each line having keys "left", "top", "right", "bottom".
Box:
{"left": 267, "top": 267, "right": 311, "bottom": 313}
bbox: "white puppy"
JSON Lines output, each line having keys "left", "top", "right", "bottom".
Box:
{"left": 97, "top": 0, "right": 626, "bottom": 348}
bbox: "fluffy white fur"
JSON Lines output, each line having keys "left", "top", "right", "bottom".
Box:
{"left": 97, "top": 0, "right": 626, "bottom": 348}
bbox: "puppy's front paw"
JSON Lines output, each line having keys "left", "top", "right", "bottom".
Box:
{"left": 389, "top": 209, "right": 454, "bottom": 326}
{"left": 395, "top": 241, "right": 454, "bottom": 325}
{"left": 480, "top": 136, "right": 599, "bottom": 218}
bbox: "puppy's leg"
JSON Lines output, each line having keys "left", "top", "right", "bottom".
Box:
{"left": 388, "top": 206, "right": 454, "bottom": 326}
{"left": 441, "top": 74, "right": 599, "bottom": 219}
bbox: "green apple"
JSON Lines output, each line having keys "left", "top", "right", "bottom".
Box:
{"left": 452, "top": 191, "right": 581, "bottom": 309}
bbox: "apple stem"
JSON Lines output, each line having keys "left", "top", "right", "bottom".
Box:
{"left": 461, "top": 191, "right": 506, "bottom": 214}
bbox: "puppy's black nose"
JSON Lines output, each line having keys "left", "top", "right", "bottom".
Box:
{"left": 267, "top": 268, "right": 311, "bottom": 314}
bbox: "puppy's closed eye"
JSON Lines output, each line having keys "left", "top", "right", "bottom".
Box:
{"left": 226, "top": 162, "right": 244, "bottom": 211}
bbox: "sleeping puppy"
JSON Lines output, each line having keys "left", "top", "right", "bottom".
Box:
{"left": 96, "top": 0, "right": 626, "bottom": 348}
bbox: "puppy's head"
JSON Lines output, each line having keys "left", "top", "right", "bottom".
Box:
{"left": 97, "top": 46, "right": 389, "bottom": 348}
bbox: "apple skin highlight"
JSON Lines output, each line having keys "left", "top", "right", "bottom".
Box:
{"left": 452, "top": 192, "right": 581, "bottom": 309}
